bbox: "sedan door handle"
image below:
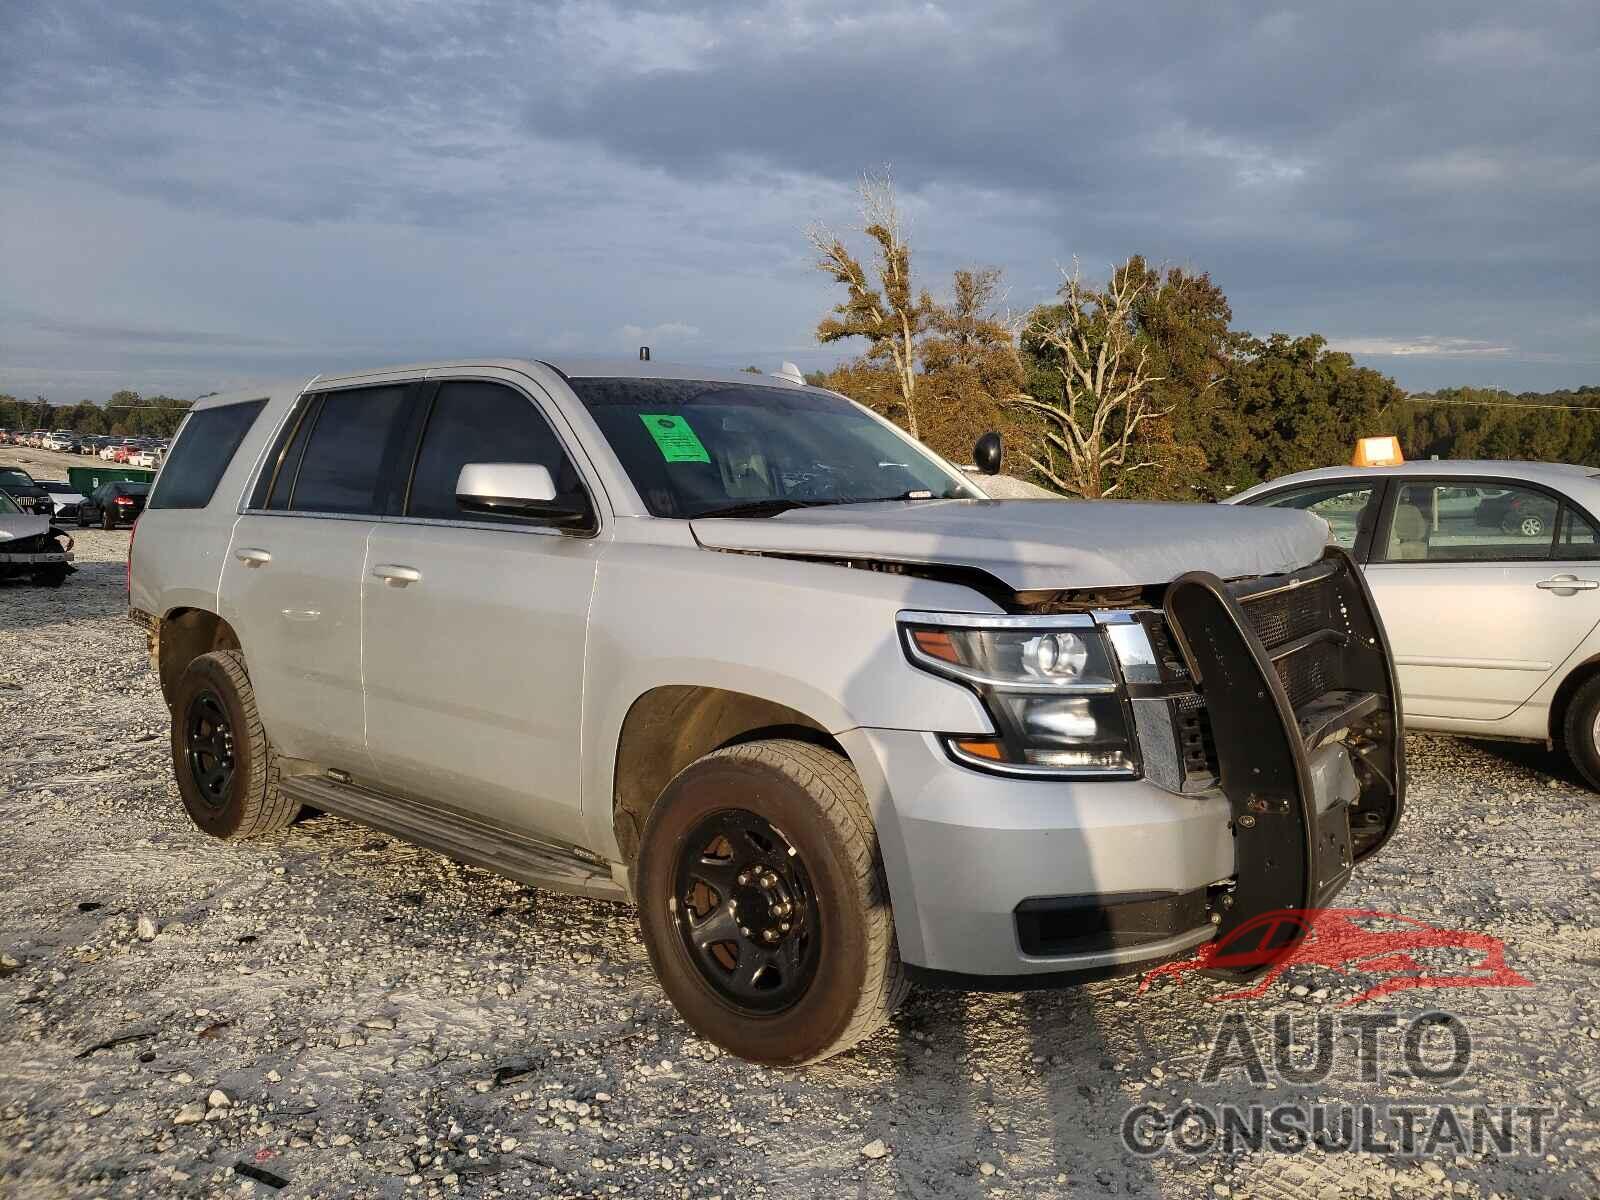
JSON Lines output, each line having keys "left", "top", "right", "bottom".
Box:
{"left": 1537, "top": 574, "right": 1600, "bottom": 593}
{"left": 372, "top": 563, "right": 421, "bottom": 588}
{"left": 234, "top": 547, "right": 272, "bottom": 567}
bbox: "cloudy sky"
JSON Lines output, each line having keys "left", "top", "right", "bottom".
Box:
{"left": 2, "top": 1, "right": 1595, "bottom": 403}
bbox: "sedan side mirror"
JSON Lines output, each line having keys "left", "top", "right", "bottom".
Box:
{"left": 455, "top": 463, "right": 591, "bottom": 527}
{"left": 973, "top": 431, "right": 1003, "bottom": 476}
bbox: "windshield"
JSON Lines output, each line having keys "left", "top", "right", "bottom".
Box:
{"left": 569, "top": 378, "right": 974, "bottom": 518}
{"left": 122, "top": 482, "right": 151, "bottom": 496}
{"left": 0, "top": 469, "right": 35, "bottom": 488}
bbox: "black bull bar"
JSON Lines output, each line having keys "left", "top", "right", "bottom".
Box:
{"left": 1164, "top": 547, "right": 1406, "bottom": 977}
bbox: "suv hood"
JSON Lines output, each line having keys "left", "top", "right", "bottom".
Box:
{"left": 690, "top": 499, "right": 1329, "bottom": 592}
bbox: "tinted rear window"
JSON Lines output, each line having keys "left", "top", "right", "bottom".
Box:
{"left": 148, "top": 400, "right": 266, "bottom": 510}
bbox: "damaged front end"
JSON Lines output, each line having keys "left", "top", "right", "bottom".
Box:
{"left": 0, "top": 525, "right": 78, "bottom": 583}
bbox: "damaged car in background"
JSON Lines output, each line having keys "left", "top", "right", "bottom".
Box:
{"left": 129, "top": 359, "right": 1404, "bottom": 1065}
{"left": 0, "top": 487, "right": 75, "bottom": 587}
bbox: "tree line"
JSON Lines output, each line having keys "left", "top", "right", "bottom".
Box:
{"left": 0, "top": 390, "right": 192, "bottom": 439}
{"left": 806, "top": 171, "right": 1597, "bottom": 499}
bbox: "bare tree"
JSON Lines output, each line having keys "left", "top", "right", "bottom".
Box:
{"left": 807, "top": 169, "right": 932, "bottom": 438}
{"left": 1005, "top": 261, "right": 1167, "bottom": 498}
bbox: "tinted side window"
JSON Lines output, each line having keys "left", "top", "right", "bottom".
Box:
{"left": 148, "top": 400, "right": 266, "bottom": 510}
{"left": 287, "top": 386, "right": 410, "bottom": 515}
{"left": 1258, "top": 482, "right": 1375, "bottom": 550}
{"left": 405, "top": 381, "right": 591, "bottom": 526}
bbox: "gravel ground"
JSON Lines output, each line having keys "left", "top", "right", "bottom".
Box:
{"left": 3, "top": 446, "right": 1599, "bottom": 1200}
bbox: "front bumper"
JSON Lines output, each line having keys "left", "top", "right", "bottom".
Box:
{"left": 842, "top": 727, "right": 1233, "bottom": 979}
{"left": 845, "top": 550, "right": 1404, "bottom": 985}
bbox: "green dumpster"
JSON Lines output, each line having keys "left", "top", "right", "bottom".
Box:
{"left": 68, "top": 465, "right": 156, "bottom": 495}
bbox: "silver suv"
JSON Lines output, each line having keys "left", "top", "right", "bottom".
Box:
{"left": 129, "top": 358, "right": 1403, "bottom": 1064}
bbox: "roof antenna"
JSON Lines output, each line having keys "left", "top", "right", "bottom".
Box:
{"left": 771, "top": 361, "right": 805, "bottom": 385}
{"left": 639, "top": 346, "right": 651, "bottom": 362}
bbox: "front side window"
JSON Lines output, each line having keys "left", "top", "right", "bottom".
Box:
{"left": 406, "top": 381, "right": 591, "bottom": 526}
{"left": 0, "top": 490, "right": 18, "bottom": 515}
{"left": 1256, "top": 482, "right": 1375, "bottom": 550}
{"left": 283, "top": 386, "right": 410, "bottom": 515}
{"left": 1379, "top": 481, "right": 1559, "bottom": 562}
{"left": 568, "top": 378, "right": 975, "bottom": 518}
{"left": 149, "top": 400, "right": 265, "bottom": 510}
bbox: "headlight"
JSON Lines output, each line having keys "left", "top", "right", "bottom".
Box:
{"left": 900, "top": 611, "right": 1144, "bottom": 778}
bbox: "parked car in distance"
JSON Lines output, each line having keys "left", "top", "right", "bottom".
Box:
{"left": 129, "top": 359, "right": 1403, "bottom": 1065}
{"left": 78, "top": 479, "right": 150, "bottom": 528}
{"left": 45, "top": 430, "right": 78, "bottom": 452}
{"left": 129, "top": 446, "right": 161, "bottom": 469}
{"left": 1231, "top": 459, "right": 1600, "bottom": 788}
{"left": 0, "top": 465, "right": 54, "bottom": 515}
{"left": 0, "top": 487, "right": 75, "bottom": 586}
{"left": 36, "top": 480, "right": 85, "bottom": 522}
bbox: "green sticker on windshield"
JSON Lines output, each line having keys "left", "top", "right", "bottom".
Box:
{"left": 639, "top": 413, "right": 710, "bottom": 463}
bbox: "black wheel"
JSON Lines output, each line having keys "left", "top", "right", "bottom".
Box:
{"left": 77, "top": 509, "right": 90, "bottom": 527}
{"left": 170, "top": 650, "right": 299, "bottom": 839}
{"left": 1562, "top": 674, "right": 1600, "bottom": 792}
{"left": 101, "top": 507, "right": 115, "bottom": 530}
{"left": 635, "top": 739, "right": 907, "bottom": 1065}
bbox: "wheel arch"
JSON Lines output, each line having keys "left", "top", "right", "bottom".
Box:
{"left": 1550, "top": 653, "right": 1600, "bottom": 746}
{"left": 157, "top": 607, "right": 244, "bottom": 708}
{"left": 609, "top": 684, "right": 846, "bottom": 865}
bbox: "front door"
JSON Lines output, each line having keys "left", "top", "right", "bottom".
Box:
{"left": 219, "top": 381, "right": 415, "bottom": 768}
{"left": 360, "top": 376, "right": 605, "bottom": 845}
{"left": 1362, "top": 478, "right": 1600, "bottom": 720}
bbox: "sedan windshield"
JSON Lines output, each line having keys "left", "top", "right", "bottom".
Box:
{"left": 0, "top": 469, "right": 35, "bottom": 488}
{"left": 569, "top": 378, "right": 974, "bottom": 518}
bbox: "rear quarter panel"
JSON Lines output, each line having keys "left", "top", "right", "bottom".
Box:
{"left": 129, "top": 385, "right": 305, "bottom": 620}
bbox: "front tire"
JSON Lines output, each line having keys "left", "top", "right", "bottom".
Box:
{"left": 169, "top": 651, "right": 299, "bottom": 839}
{"left": 635, "top": 739, "right": 907, "bottom": 1065}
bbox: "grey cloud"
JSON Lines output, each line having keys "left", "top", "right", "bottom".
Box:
{"left": 1, "top": 0, "right": 1596, "bottom": 402}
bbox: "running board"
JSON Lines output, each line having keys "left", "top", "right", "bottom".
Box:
{"left": 280, "top": 774, "right": 627, "bottom": 902}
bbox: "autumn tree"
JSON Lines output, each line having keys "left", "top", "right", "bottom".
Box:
{"left": 1007, "top": 262, "right": 1169, "bottom": 498}
{"left": 808, "top": 170, "right": 933, "bottom": 438}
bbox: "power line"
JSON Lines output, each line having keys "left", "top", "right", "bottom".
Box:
{"left": 1400, "top": 394, "right": 1600, "bottom": 414}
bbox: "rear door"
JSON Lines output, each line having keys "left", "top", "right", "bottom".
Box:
{"left": 360, "top": 374, "right": 605, "bottom": 845}
{"left": 1362, "top": 477, "right": 1600, "bottom": 720}
{"left": 218, "top": 382, "right": 418, "bottom": 769}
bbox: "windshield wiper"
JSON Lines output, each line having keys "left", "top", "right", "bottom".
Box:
{"left": 692, "top": 498, "right": 837, "bottom": 519}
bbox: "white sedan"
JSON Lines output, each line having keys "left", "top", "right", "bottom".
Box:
{"left": 1231, "top": 460, "right": 1600, "bottom": 787}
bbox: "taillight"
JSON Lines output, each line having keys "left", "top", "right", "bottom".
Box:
{"left": 114, "top": 496, "right": 134, "bottom": 505}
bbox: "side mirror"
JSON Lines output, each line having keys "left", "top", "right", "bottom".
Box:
{"left": 454, "top": 463, "right": 590, "bottom": 526}
{"left": 973, "top": 431, "right": 1003, "bottom": 476}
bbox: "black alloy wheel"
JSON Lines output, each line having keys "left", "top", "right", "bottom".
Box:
{"left": 184, "top": 691, "right": 236, "bottom": 806}
{"left": 671, "top": 808, "right": 821, "bottom": 1014}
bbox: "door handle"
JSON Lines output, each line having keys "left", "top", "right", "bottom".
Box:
{"left": 372, "top": 563, "right": 422, "bottom": 588}
{"left": 234, "top": 547, "right": 272, "bottom": 567}
{"left": 1536, "top": 575, "right": 1600, "bottom": 593}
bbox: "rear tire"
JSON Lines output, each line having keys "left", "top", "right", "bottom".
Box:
{"left": 1562, "top": 675, "right": 1600, "bottom": 792}
{"left": 169, "top": 650, "right": 299, "bottom": 840}
{"left": 635, "top": 739, "right": 907, "bottom": 1065}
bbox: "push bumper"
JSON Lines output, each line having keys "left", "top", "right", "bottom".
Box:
{"left": 842, "top": 727, "right": 1234, "bottom": 980}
